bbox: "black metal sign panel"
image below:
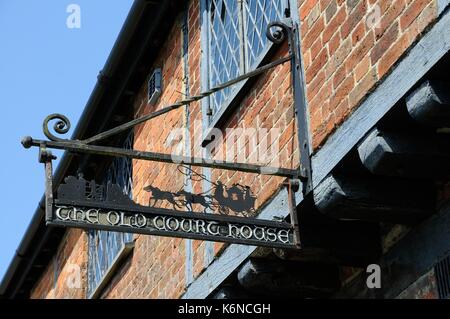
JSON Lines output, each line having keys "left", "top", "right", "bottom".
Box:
{"left": 47, "top": 176, "right": 295, "bottom": 249}
{"left": 23, "top": 20, "right": 306, "bottom": 250}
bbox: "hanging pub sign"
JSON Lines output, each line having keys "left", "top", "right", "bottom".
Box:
{"left": 48, "top": 176, "right": 295, "bottom": 249}
{"left": 21, "top": 20, "right": 307, "bottom": 250}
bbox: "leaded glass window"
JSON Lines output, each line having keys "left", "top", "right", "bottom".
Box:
{"left": 207, "top": 0, "right": 286, "bottom": 120}
{"left": 87, "top": 134, "right": 134, "bottom": 297}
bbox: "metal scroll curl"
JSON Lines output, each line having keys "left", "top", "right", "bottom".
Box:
{"left": 266, "top": 21, "right": 290, "bottom": 44}
{"left": 43, "top": 113, "right": 71, "bottom": 141}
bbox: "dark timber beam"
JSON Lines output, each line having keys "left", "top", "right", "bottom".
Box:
{"left": 237, "top": 258, "right": 341, "bottom": 298}
{"left": 275, "top": 224, "right": 381, "bottom": 266}
{"left": 406, "top": 80, "right": 450, "bottom": 127}
{"left": 313, "top": 173, "right": 434, "bottom": 223}
{"left": 335, "top": 203, "right": 450, "bottom": 299}
{"left": 211, "top": 286, "right": 251, "bottom": 299}
{"left": 275, "top": 197, "right": 382, "bottom": 266}
{"left": 358, "top": 128, "right": 450, "bottom": 179}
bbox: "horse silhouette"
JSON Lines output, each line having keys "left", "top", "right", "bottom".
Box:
{"left": 177, "top": 190, "right": 213, "bottom": 213}
{"left": 144, "top": 184, "right": 181, "bottom": 209}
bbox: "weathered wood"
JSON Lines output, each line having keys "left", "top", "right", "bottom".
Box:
{"left": 182, "top": 12, "right": 450, "bottom": 298}
{"left": 312, "top": 10, "right": 450, "bottom": 189}
{"left": 334, "top": 202, "right": 450, "bottom": 299}
{"left": 277, "top": 196, "right": 382, "bottom": 266}
{"left": 211, "top": 286, "right": 251, "bottom": 299}
{"left": 438, "top": 0, "right": 450, "bottom": 14}
{"left": 277, "top": 224, "right": 381, "bottom": 266}
{"left": 273, "top": 247, "right": 338, "bottom": 263}
{"left": 314, "top": 174, "right": 434, "bottom": 223}
{"left": 406, "top": 80, "right": 450, "bottom": 127}
{"left": 182, "top": 188, "right": 302, "bottom": 299}
{"left": 358, "top": 128, "right": 450, "bottom": 179}
{"left": 237, "top": 258, "right": 340, "bottom": 297}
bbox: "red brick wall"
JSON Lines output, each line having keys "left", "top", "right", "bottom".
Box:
{"left": 30, "top": 229, "right": 87, "bottom": 299}
{"left": 299, "top": 0, "right": 438, "bottom": 150}
{"left": 29, "top": 0, "right": 443, "bottom": 299}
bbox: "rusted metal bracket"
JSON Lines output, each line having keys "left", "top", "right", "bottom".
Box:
{"left": 23, "top": 136, "right": 298, "bottom": 178}
{"left": 267, "top": 19, "right": 313, "bottom": 195}
{"left": 286, "top": 179, "right": 301, "bottom": 248}
{"left": 39, "top": 145, "right": 56, "bottom": 223}
{"left": 22, "top": 21, "right": 312, "bottom": 182}
{"left": 22, "top": 20, "right": 311, "bottom": 247}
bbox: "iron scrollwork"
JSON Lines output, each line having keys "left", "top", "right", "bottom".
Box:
{"left": 21, "top": 19, "right": 307, "bottom": 249}
{"left": 43, "top": 113, "right": 72, "bottom": 142}
{"left": 266, "top": 21, "right": 289, "bottom": 44}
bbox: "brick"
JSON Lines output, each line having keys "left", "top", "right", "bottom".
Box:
{"left": 331, "top": 38, "right": 352, "bottom": 71}
{"left": 279, "top": 121, "right": 295, "bottom": 150}
{"left": 323, "top": 5, "right": 347, "bottom": 43}
{"left": 333, "top": 63, "right": 347, "bottom": 89}
{"left": 346, "top": 0, "right": 360, "bottom": 11}
{"left": 309, "top": 79, "right": 332, "bottom": 115}
{"left": 375, "top": 0, "right": 406, "bottom": 39}
{"left": 320, "top": 0, "right": 333, "bottom": 11}
{"left": 333, "top": 96, "right": 350, "bottom": 126}
{"left": 308, "top": 69, "right": 326, "bottom": 100}
{"left": 300, "top": 0, "right": 320, "bottom": 20}
{"left": 371, "top": 21, "right": 399, "bottom": 64}
{"left": 307, "top": 3, "right": 321, "bottom": 28}
{"left": 407, "top": 1, "right": 437, "bottom": 37}
{"left": 341, "top": 0, "right": 367, "bottom": 39}
{"left": 311, "top": 37, "right": 323, "bottom": 58}
{"left": 400, "top": 0, "right": 430, "bottom": 31}
{"left": 377, "top": 32, "right": 410, "bottom": 77}
{"left": 27, "top": 0, "right": 441, "bottom": 301}
{"left": 325, "top": 0, "right": 338, "bottom": 23}
{"left": 328, "top": 74, "right": 355, "bottom": 113}
{"left": 349, "top": 68, "right": 377, "bottom": 107}
{"left": 303, "top": 47, "right": 312, "bottom": 70}
{"left": 345, "top": 31, "right": 374, "bottom": 72}
{"left": 354, "top": 55, "right": 371, "bottom": 83}
{"left": 312, "top": 112, "right": 336, "bottom": 149}
{"left": 306, "top": 47, "right": 328, "bottom": 83}
{"left": 376, "top": 1, "right": 434, "bottom": 79}
{"left": 351, "top": 21, "right": 366, "bottom": 45}
{"left": 303, "top": 15, "right": 325, "bottom": 49}
{"left": 328, "top": 31, "right": 341, "bottom": 56}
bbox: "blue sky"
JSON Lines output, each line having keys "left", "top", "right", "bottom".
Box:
{"left": 0, "top": 1, "right": 133, "bottom": 280}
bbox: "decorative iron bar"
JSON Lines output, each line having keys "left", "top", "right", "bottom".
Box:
{"left": 22, "top": 20, "right": 312, "bottom": 193}
{"left": 82, "top": 55, "right": 291, "bottom": 145}
{"left": 22, "top": 137, "right": 298, "bottom": 178}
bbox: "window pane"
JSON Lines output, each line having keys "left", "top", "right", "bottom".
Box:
{"left": 208, "top": 0, "right": 285, "bottom": 119}
{"left": 244, "top": 0, "right": 284, "bottom": 68}
{"left": 209, "top": 0, "right": 241, "bottom": 115}
{"left": 87, "top": 133, "right": 134, "bottom": 297}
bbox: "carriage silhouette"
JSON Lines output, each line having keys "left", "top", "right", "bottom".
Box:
{"left": 144, "top": 181, "right": 256, "bottom": 216}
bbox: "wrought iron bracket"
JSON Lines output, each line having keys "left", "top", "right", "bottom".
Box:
{"left": 39, "top": 154, "right": 301, "bottom": 249}
{"left": 23, "top": 136, "right": 299, "bottom": 178}
{"left": 21, "top": 20, "right": 313, "bottom": 251}
{"left": 22, "top": 21, "right": 312, "bottom": 240}
{"left": 21, "top": 20, "right": 312, "bottom": 184}
{"left": 285, "top": 179, "right": 301, "bottom": 248}
{"left": 38, "top": 145, "right": 56, "bottom": 223}
{"left": 267, "top": 19, "right": 313, "bottom": 195}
